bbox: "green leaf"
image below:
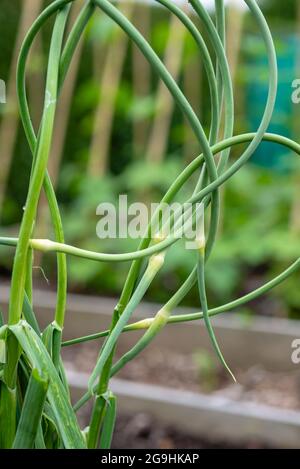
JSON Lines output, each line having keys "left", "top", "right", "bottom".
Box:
{"left": 23, "top": 294, "right": 40, "bottom": 335}
{"left": 35, "top": 423, "right": 46, "bottom": 449}
{"left": 42, "top": 322, "right": 69, "bottom": 394}
{"left": 9, "top": 321, "right": 86, "bottom": 449}
{"left": 42, "top": 402, "right": 61, "bottom": 449}
{"left": 13, "top": 368, "right": 48, "bottom": 449}
{"left": 0, "top": 339, "right": 5, "bottom": 365}
{"left": 41, "top": 323, "right": 54, "bottom": 356}
{"left": 87, "top": 394, "right": 106, "bottom": 449}
{"left": 99, "top": 393, "right": 117, "bottom": 449}
{"left": 0, "top": 381, "right": 17, "bottom": 448}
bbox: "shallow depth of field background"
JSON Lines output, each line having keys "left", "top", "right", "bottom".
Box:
{"left": 0, "top": 0, "right": 299, "bottom": 317}
{"left": 1, "top": 0, "right": 300, "bottom": 448}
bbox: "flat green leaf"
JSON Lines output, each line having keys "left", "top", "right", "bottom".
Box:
{"left": 99, "top": 393, "right": 117, "bottom": 449}
{"left": 10, "top": 321, "right": 86, "bottom": 449}
{"left": 23, "top": 294, "right": 40, "bottom": 334}
{"left": 0, "top": 339, "right": 5, "bottom": 365}
{"left": 13, "top": 368, "right": 48, "bottom": 449}
{"left": 0, "top": 381, "right": 16, "bottom": 448}
{"left": 35, "top": 423, "right": 46, "bottom": 449}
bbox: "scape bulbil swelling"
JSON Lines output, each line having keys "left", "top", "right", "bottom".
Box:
{"left": 0, "top": 0, "right": 299, "bottom": 449}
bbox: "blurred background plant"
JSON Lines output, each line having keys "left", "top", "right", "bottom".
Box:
{"left": 193, "top": 349, "right": 219, "bottom": 392}
{"left": 0, "top": 0, "right": 300, "bottom": 318}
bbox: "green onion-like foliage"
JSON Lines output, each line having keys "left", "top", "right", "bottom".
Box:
{"left": 0, "top": 0, "right": 298, "bottom": 449}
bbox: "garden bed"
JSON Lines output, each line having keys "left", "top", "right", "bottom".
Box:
{"left": 2, "top": 285, "right": 300, "bottom": 448}
{"left": 68, "top": 368, "right": 300, "bottom": 449}
{"left": 63, "top": 343, "right": 300, "bottom": 411}
{"left": 103, "top": 413, "right": 271, "bottom": 449}
{"left": 1, "top": 284, "right": 299, "bottom": 371}
{"left": 64, "top": 340, "right": 300, "bottom": 449}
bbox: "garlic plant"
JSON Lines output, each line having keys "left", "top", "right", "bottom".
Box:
{"left": 0, "top": 0, "right": 299, "bottom": 449}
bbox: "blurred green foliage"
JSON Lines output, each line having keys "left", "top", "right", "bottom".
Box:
{"left": 193, "top": 349, "right": 219, "bottom": 392}
{"left": 56, "top": 158, "right": 300, "bottom": 318}
{"left": 0, "top": 1, "right": 300, "bottom": 318}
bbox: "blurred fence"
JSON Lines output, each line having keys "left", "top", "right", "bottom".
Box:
{"left": 0, "top": 0, "right": 246, "bottom": 222}
{"left": 0, "top": 0, "right": 300, "bottom": 312}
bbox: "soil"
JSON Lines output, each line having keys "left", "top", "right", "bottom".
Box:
{"left": 63, "top": 342, "right": 300, "bottom": 411}
{"left": 68, "top": 341, "right": 277, "bottom": 448}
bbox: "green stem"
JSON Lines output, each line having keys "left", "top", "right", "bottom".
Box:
{"left": 25, "top": 248, "right": 33, "bottom": 305}
{"left": 17, "top": 0, "right": 94, "bottom": 332}
{"left": 95, "top": 0, "right": 220, "bottom": 308}
{"left": 73, "top": 251, "right": 300, "bottom": 412}
{"left": 197, "top": 245, "right": 236, "bottom": 381}
{"left": 88, "top": 251, "right": 166, "bottom": 393}
{"left": 87, "top": 307, "right": 120, "bottom": 449}
{"left": 66, "top": 254, "right": 300, "bottom": 349}
{"left": 215, "top": 0, "right": 226, "bottom": 117}
{"left": 99, "top": 393, "right": 116, "bottom": 449}
{"left": 10, "top": 8, "right": 69, "bottom": 326}
{"left": 0, "top": 133, "right": 297, "bottom": 265}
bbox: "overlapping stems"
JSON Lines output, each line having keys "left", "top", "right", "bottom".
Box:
{"left": 15, "top": 0, "right": 232, "bottom": 390}
{"left": 2, "top": 0, "right": 297, "bottom": 448}
{"left": 15, "top": 0, "right": 95, "bottom": 343}
{"left": 1, "top": 2, "right": 86, "bottom": 449}
{"left": 85, "top": 0, "right": 222, "bottom": 437}
{"left": 83, "top": 0, "right": 277, "bottom": 396}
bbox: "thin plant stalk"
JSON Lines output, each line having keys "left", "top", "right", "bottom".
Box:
{"left": 0, "top": 0, "right": 293, "bottom": 449}
{"left": 36, "top": 0, "right": 86, "bottom": 253}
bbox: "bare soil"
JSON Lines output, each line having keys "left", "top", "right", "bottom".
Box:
{"left": 63, "top": 341, "right": 300, "bottom": 411}
{"left": 62, "top": 339, "right": 300, "bottom": 449}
